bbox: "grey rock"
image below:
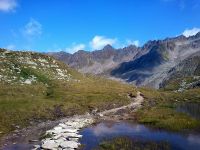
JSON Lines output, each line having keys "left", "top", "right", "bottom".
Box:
{"left": 60, "top": 141, "right": 80, "bottom": 149}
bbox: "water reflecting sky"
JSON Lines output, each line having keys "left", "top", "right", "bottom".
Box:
{"left": 80, "top": 121, "right": 200, "bottom": 150}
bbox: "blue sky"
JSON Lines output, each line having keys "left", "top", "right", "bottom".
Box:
{"left": 0, "top": 0, "right": 200, "bottom": 53}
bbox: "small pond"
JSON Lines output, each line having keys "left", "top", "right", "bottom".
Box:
{"left": 176, "top": 103, "right": 200, "bottom": 120}
{"left": 80, "top": 121, "right": 200, "bottom": 150}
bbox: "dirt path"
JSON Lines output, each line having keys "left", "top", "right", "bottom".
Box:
{"left": 99, "top": 91, "right": 144, "bottom": 116}
{"left": 1, "top": 91, "right": 144, "bottom": 150}
{"left": 37, "top": 91, "right": 144, "bottom": 150}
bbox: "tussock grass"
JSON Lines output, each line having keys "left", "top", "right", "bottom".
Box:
{"left": 135, "top": 87, "right": 200, "bottom": 131}
{"left": 0, "top": 76, "right": 136, "bottom": 138}
{"left": 95, "top": 137, "right": 170, "bottom": 150}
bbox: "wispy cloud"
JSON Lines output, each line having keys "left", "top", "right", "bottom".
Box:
{"left": 182, "top": 27, "right": 200, "bottom": 37}
{"left": 126, "top": 39, "right": 140, "bottom": 47}
{"left": 22, "top": 18, "right": 42, "bottom": 39}
{"left": 90, "top": 35, "right": 117, "bottom": 50}
{"left": 6, "top": 44, "right": 15, "bottom": 50}
{"left": 8, "top": 18, "right": 43, "bottom": 50}
{"left": 62, "top": 36, "right": 140, "bottom": 53}
{"left": 0, "top": 0, "right": 18, "bottom": 12}
{"left": 66, "top": 43, "right": 86, "bottom": 54}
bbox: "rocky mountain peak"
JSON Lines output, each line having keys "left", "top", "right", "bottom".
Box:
{"left": 102, "top": 44, "right": 115, "bottom": 51}
{"left": 48, "top": 33, "right": 200, "bottom": 88}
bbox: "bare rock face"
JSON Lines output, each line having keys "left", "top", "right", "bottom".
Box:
{"left": 48, "top": 44, "right": 140, "bottom": 76}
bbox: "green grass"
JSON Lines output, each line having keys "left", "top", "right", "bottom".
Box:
{"left": 162, "top": 76, "right": 200, "bottom": 91}
{"left": 94, "top": 137, "right": 170, "bottom": 150}
{"left": 136, "top": 107, "right": 200, "bottom": 131}
{"left": 134, "top": 87, "right": 200, "bottom": 131}
{"left": 0, "top": 76, "right": 136, "bottom": 139}
{"left": 0, "top": 49, "right": 137, "bottom": 139}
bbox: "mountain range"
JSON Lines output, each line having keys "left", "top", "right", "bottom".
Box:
{"left": 48, "top": 32, "right": 200, "bottom": 89}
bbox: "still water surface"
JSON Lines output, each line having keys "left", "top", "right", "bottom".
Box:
{"left": 176, "top": 102, "right": 200, "bottom": 120}
{"left": 80, "top": 121, "right": 200, "bottom": 150}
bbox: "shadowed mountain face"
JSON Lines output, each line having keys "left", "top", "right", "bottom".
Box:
{"left": 160, "top": 52, "right": 200, "bottom": 89}
{"left": 48, "top": 32, "right": 200, "bottom": 89}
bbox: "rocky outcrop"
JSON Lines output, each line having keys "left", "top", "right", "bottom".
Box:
{"left": 35, "top": 91, "right": 144, "bottom": 150}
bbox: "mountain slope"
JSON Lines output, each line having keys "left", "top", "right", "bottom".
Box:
{"left": 160, "top": 51, "right": 200, "bottom": 91}
{"left": 48, "top": 33, "right": 200, "bottom": 89}
{"left": 0, "top": 48, "right": 76, "bottom": 85}
{"left": 48, "top": 44, "right": 143, "bottom": 76}
{"left": 111, "top": 33, "right": 200, "bottom": 88}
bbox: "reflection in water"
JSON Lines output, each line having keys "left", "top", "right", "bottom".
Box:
{"left": 187, "top": 134, "right": 200, "bottom": 145}
{"left": 176, "top": 103, "right": 200, "bottom": 120}
{"left": 80, "top": 121, "right": 200, "bottom": 150}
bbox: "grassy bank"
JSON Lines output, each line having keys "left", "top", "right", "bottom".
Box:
{"left": 94, "top": 137, "right": 170, "bottom": 150}
{"left": 0, "top": 76, "right": 136, "bottom": 138}
{"left": 134, "top": 88, "right": 200, "bottom": 131}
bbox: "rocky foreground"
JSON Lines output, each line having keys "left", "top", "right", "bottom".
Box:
{"left": 33, "top": 115, "right": 93, "bottom": 150}
{"left": 33, "top": 92, "right": 143, "bottom": 150}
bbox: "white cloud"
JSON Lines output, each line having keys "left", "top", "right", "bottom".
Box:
{"left": 0, "top": 0, "right": 17, "bottom": 12}
{"left": 126, "top": 39, "right": 140, "bottom": 47}
{"left": 22, "top": 18, "right": 42, "bottom": 38}
{"left": 6, "top": 44, "right": 15, "bottom": 49}
{"left": 66, "top": 43, "right": 86, "bottom": 54}
{"left": 90, "top": 35, "right": 116, "bottom": 50}
{"left": 182, "top": 28, "right": 200, "bottom": 37}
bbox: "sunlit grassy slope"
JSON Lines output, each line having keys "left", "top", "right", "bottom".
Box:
{"left": 0, "top": 49, "right": 136, "bottom": 137}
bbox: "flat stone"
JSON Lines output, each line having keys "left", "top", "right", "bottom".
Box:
{"left": 54, "top": 138, "right": 66, "bottom": 144}
{"left": 99, "top": 113, "right": 104, "bottom": 117}
{"left": 41, "top": 117, "right": 94, "bottom": 149}
{"left": 61, "top": 128, "right": 78, "bottom": 133}
{"left": 60, "top": 141, "right": 80, "bottom": 149}
{"left": 62, "top": 148, "right": 74, "bottom": 150}
{"left": 68, "top": 137, "right": 79, "bottom": 142}
{"left": 47, "top": 129, "right": 62, "bottom": 134}
{"left": 53, "top": 134, "right": 62, "bottom": 140}
{"left": 54, "top": 126, "right": 63, "bottom": 130}
{"left": 42, "top": 140, "right": 59, "bottom": 149}
{"left": 61, "top": 133, "right": 82, "bottom": 138}
{"left": 58, "top": 123, "right": 68, "bottom": 128}
{"left": 33, "top": 145, "right": 40, "bottom": 148}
